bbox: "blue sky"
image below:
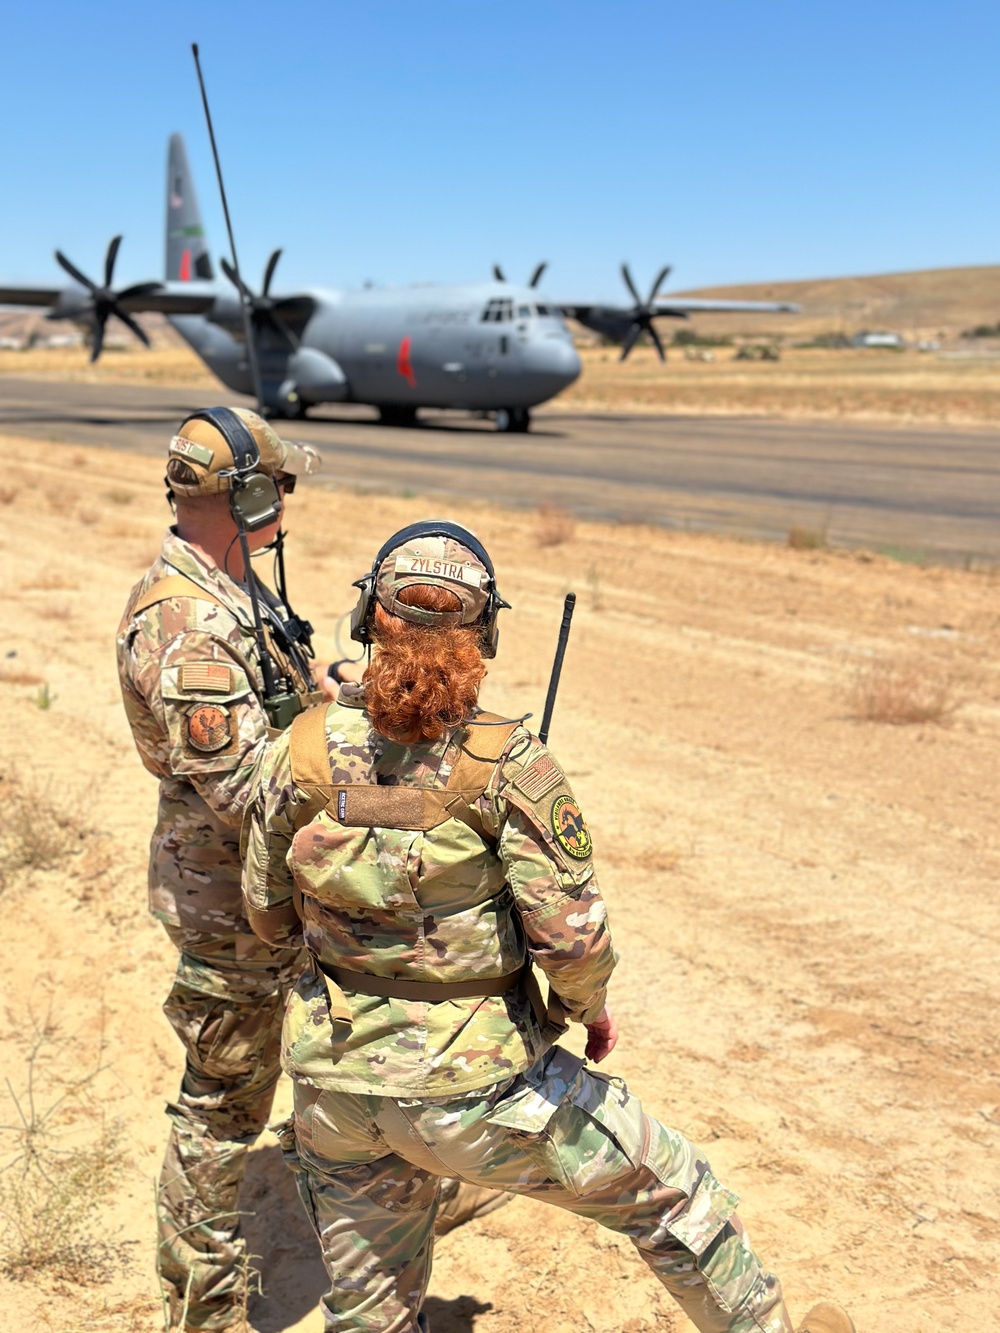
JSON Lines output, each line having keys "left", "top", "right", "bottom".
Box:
{"left": 2, "top": 1, "right": 997, "bottom": 302}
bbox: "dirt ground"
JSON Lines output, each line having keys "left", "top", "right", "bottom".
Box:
{"left": 3, "top": 341, "right": 1000, "bottom": 426}
{"left": 0, "top": 437, "right": 997, "bottom": 1333}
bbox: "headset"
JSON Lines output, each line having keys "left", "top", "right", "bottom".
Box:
{"left": 350, "top": 520, "right": 510, "bottom": 658}
{"left": 184, "top": 406, "right": 283, "bottom": 531}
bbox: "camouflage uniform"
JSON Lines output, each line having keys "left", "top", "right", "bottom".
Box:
{"left": 115, "top": 408, "right": 322, "bottom": 1329}
{"left": 243, "top": 682, "right": 793, "bottom": 1333}
{"left": 117, "top": 527, "right": 316, "bottom": 1328}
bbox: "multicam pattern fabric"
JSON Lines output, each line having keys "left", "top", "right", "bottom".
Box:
{"left": 117, "top": 531, "right": 313, "bottom": 933}
{"left": 242, "top": 697, "right": 616, "bottom": 1097}
{"left": 158, "top": 925, "right": 302, "bottom": 1330}
{"left": 116, "top": 531, "right": 316, "bottom": 1328}
{"left": 374, "top": 530, "right": 491, "bottom": 627}
{"left": 284, "top": 1046, "right": 793, "bottom": 1333}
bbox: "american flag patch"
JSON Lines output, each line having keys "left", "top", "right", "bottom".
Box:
{"left": 513, "top": 754, "right": 561, "bottom": 801}
{"left": 179, "top": 662, "right": 233, "bottom": 694}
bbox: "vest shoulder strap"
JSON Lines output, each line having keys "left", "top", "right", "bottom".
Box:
{"left": 289, "top": 702, "right": 335, "bottom": 788}
{"left": 130, "top": 573, "right": 226, "bottom": 618}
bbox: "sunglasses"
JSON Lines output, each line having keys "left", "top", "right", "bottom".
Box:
{"left": 275, "top": 474, "right": 297, "bottom": 494}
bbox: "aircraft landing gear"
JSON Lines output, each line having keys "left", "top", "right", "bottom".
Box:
{"left": 378, "top": 404, "right": 419, "bottom": 427}
{"left": 494, "top": 407, "right": 530, "bottom": 433}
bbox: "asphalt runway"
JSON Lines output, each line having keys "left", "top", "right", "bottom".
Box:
{"left": 1, "top": 374, "right": 998, "bottom": 562}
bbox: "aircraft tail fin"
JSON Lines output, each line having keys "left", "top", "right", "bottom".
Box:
{"left": 165, "top": 133, "right": 214, "bottom": 282}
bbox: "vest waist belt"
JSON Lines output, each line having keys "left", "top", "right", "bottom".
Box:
{"left": 316, "top": 957, "right": 525, "bottom": 1002}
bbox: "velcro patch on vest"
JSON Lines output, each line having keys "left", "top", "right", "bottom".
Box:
{"left": 169, "top": 435, "right": 215, "bottom": 468}
{"left": 394, "top": 555, "right": 483, "bottom": 586}
{"left": 186, "top": 703, "right": 233, "bottom": 753}
{"left": 179, "top": 662, "right": 233, "bottom": 694}
{"left": 513, "top": 754, "right": 562, "bottom": 801}
{"left": 336, "top": 786, "right": 428, "bottom": 829}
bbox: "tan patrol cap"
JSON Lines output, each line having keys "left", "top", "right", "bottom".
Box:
{"left": 166, "top": 406, "right": 320, "bottom": 497}
{"left": 375, "top": 531, "right": 491, "bottom": 628}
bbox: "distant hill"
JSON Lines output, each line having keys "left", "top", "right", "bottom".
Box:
{"left": 671, "top": 265, "right": 1000, "bottom": 340}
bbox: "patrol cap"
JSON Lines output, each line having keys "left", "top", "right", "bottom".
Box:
{"left": 166, "top": 406, "right": 320, "bottom": 497}
{"left": 375, "top": 531, "right": 491, "bottom": 628}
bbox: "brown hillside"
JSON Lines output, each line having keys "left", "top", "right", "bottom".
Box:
{"left": 672, "top": 265, "right": 1000, "bottom": 340}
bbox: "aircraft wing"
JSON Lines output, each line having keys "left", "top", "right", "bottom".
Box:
{"left": 0, "top": 281, "right": 218, "bottom": 315}
{"left": 560, "top": 298, "right": 799, "bottom": 320}
{"left": 652, "top": 298, "right": 800, "bottom": 314}
{"left": 0, "top": 286, "right": 64, "bottom": 307}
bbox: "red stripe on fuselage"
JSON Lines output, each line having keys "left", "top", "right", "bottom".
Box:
{"left": 397, "top": 335, "right": 416, "bottom": 387}
{"left": 179, "top": 249, "right": 191, "bottom": 281}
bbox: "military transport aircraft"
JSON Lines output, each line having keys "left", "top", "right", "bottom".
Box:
{"left": 0, "top": 134, "right": 798, "bottom": 432}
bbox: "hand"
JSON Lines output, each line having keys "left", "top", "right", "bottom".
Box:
{"left": 584, "top": 1005, "right": 618, "bottom": 1063}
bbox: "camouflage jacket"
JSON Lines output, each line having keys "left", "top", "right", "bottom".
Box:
{"left": 117, "top": 531, "right": 315, "bottom": 935}
{"left": 242, "top": 693, "right": 617, "bottom": 1098}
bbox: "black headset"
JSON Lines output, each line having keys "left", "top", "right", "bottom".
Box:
{"left": 185, "top": 406, "right": 283, "bottom": 532}
{"left": 349, "top": 520, "right": 510, "bottom": 658}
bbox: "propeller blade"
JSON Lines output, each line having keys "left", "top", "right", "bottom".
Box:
{"left": 55, "top": 250, "right": 96, "bottom": 292}
{"left": 619, "top": 321, "right": 643, "bottom": 361}
{"left": 89, "top": 316, "right": 107, "bottom": 364}
{"left": 103, "top": 234, "right": 123, "bottom": 288}
{"left": 114, "top": 309, "right": 151, "bottom": 348}
{"left": 493, "top": 264, "right": 506, "bottom": 282}
{"left": 621, "top": 263, "right": 642, "bottom": 307}
{"left": 529, "top": 262, "right": 548, "bottom": 288}
{"left": 221, "top": 256, "right": 251, "bottom": 298}
{"left": 647, "top": 265, "right": 671, "bottom": 305}
{"left": 118, "top": 281, "right": 164, "bottom": 303}
{"left": 260, "top": 309, "right": 299, "bottom": 350}
{"left": 262, "top": 248, "right": 282, "bottom": 296}
{"left": 648, "top": 321, "right": 667, "bottom": 362}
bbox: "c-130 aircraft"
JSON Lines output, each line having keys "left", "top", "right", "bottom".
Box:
{"left": 0, "top": 134, "right": 798, "bottom": 432}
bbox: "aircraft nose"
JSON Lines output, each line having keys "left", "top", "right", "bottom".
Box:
{"left": 522, "top": 337, "right": 581, "bottom": 400}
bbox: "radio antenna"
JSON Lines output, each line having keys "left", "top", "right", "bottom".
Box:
{"left": 191, "top": 43, "right": 264, "bottom": 414}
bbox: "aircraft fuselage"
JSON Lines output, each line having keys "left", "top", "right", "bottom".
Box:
{"left": 169, "top": 281, "right": 581, "bottom": 419}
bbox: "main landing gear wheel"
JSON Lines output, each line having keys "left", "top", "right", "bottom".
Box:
{"left": 378, "top": 404, "right": 419, "bottom": 427}
{"left": 494, "top": 407, "right": 530, "bottom": 433}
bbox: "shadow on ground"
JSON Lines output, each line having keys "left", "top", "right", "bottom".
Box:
{"left": 243, "top": 1144, "right": 327, "bottom": 1331}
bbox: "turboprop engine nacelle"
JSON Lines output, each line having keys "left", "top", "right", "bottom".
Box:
{"left": 279, "top": 346, "right": 348, "bottom": 407}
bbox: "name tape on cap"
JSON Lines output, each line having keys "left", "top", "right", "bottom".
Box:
{"left": 394, "top": 555, "right": 482, "bottom": 586}
{"left": 169, "top": 436, "right": 215, "bottom": 468}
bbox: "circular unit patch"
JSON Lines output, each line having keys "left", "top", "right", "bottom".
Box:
{"left": 186, "top": 703, "right": 232, "bottom": 753}
{"left": 550, "top": 793, "right": 592, "bottom": 860}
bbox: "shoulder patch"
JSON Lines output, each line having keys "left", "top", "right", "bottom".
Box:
{"left": 186, "top": 702, "right": 233, "bottom": 753}
{"left": 180, "top": 662, "right": 233, "bottom": 694}
{"left": 551, "top": 794, "right": 592, "bottom": 860}
{"left": 513, "top": 754, "right": 562, "bottom": 801}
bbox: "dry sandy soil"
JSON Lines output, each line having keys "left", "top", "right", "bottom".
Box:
{"left": 0, "top": 439, "right": 998, "bottom": 1333}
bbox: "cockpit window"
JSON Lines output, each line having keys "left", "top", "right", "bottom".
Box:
{"left": 517, "top": 305, "right": 532, "bottom": 319}
{"left": 481, "top": 297, "right": 514, "bottom": 322}
{"left": 535, "top": 303, "right": 551, "bottom": 316}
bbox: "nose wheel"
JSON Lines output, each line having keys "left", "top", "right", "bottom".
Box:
{"left": 494, "top": 408, "right": 530, "bottom": 433}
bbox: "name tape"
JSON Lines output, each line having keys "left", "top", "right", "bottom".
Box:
{"left": 169, "top": 435, "right": 215, "bottom": 468}
{"left": 394, "top": 555, "right": 482, "bottom": 586}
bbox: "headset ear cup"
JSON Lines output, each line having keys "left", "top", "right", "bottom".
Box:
{"left": 350, "top": 576, "right": 376, "bottom": 644}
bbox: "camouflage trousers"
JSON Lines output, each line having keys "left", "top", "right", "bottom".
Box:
{"left": 158, "top": 924, "right": 304, "bottom": 1330}
{"left": 286, "top": 1045, "right": 792, "bottom": 1333}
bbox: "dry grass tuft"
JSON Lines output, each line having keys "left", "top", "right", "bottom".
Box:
{"left": 788, "top": 525, "right": 826, "bottom": 551}
{"left": 0, "top": 487, "right": 19, "bottom": 506}
{"left": 105, "top": 488, "right": 134, "bottom": 506}
{"left": 0, "top": 771, "right": 93, "bottom": 892}
{"left": 849, "top": 658, "right": 958, "bottom": 725}
{"left": 0, "top": 1015, "right": 126, "bottom": 1284}
{"left": 537, "top": 502, "right": 576, "bottom": 547}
